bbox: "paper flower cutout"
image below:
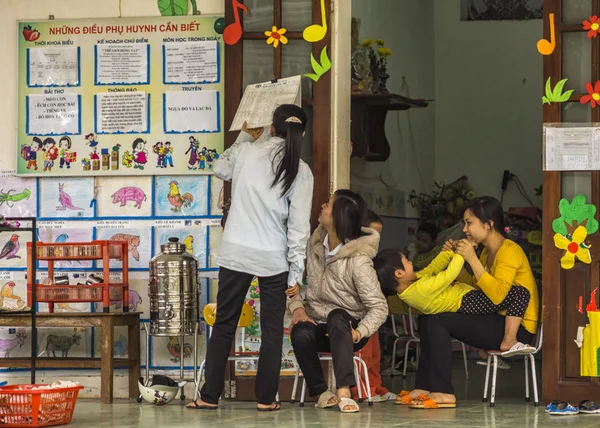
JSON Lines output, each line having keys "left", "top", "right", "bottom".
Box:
{"left": 265, "top": 26, "right": 288, "bottom": 48}
{"left": 583, "top": 16, "right": 600, "bottom": 38}
{"left": 554, "top": 226, "right": 592, "bottom": 269}
{"left": 581, "top": 81, "right": 600, "bottom": 108}
{"left": 552, "top": 194, "right": 599, "bottom": 235}
{"left": 542, "top": 77, "right": 574, "bottom": 104}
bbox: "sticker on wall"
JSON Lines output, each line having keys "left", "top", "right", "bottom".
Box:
{"left": 303, "top": 0, "right": 327, "bottom": 43}
{"left": 96, "top": 177, "right": 153, "bottom": 217}
{"left": 38, "top": 228, "right": 94, "bottom": 269}
{"left": 264, "top": 26, "right": 288, "bottom": 48}
{"left": 305, "top": 46, "right": 331, "bottom": 82}
{"left": 39, "top": 178, "right": 95, "bottom": 218}
{"left": 536, "top": 12, "right": 555, "bottom": 55}
{"left": 554, "top": 226, "right": 592, "bottom": 269}
{"left": 96, "top": 228, "right": 152, "bottom": 269}
{"left": 552, "top": 194, "right": 599, "bottom": 235}
{"left": 0, "top": 176, "right": 37, "bottom": 218}
{"left": 583, "top": 16, "right": 600, "bottom": 38}
{"left": 224, "top": 0, "right": 248, "bottom": 45}
{"left": 542, "top": 77, "right": 573, "bottom": 105}
{"left": 154, "top": 228, "right": 207, "bottom": 269}
{"left": 154, "top": 176, "right": 209, "bottom": 217}
{"left": 581, "top": 81, "right": 600, "bottom": 108}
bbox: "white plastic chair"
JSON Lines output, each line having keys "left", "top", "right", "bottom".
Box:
{"left": 482, "top": 323, "right": 543, "bottom": 407}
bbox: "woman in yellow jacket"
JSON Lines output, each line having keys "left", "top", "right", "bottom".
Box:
{"left": 395, "top": 196, "right": 539, "bottom": 409}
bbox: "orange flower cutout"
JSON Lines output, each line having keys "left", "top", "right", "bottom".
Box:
{"left": 583, "top": 16, "right": 600, "bottom": 38}
{"left": 581, "top": 81, "right": 600, "bottom": 108}
{"left": 264, "top": 26, "right": 288, "bottom": 48}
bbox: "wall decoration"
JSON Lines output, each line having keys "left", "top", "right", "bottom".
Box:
{"left": 552, "top": 194, "right": 599, "bottom": 235}
{"left": 305, "top": 46, "right": 331, "bottom": 83}
{"left": 38, "top": 228, "right": 94, "bottom": 268}
{"left": 583, "top": 16, "right": 600, "bottom": 38}
{"left": 0, "top": 232, "right": 26, "bottom": 268}
{"left": 536, "top": 13, "right": 555, "bottom": 55}
{"left": 154, "top": 228, "right": 207, "bottom": 268}
{"left": 0, "top": 281, "right": 27, "bottom": 310}
{"left": 264, "top": 26, "right": 288, "bottom": 48}
{"left": 224, "top": 0, "right": 248, "bottom": 46}
{"left": 17, "top": 16, "right": 225, "bottom": 176}
{"left": 581, "top": 82, "right": 600, "bottom": 108}
{"left": 460, "top": 0, "right": 543, "bottom": 21}
{"left": 303, "top": 0, "right": 327, "bottom": 42}
{"left": 554, "top": 226, "right": 591, "bottom": 270}
{"left": 96, "top": 176, "right": 152, "bottom": 217}
{"left": 0, "top": 176, "right": 36, "bottom": 218}
{"left": 542, "top": 77, "right": 573, "bottom": 105}
{"left": 151, "top": 328, "right": 205, "bottom": 367}
{"left": 96, "top": 228, "right": 152, "bottom": 269}
{"left": 39, "top": 178, "right": 94, "bottom": 218}
{"left": 155, "top": 176, "right": 208, "bottom": 216}
{"left": 37, "top": 327, "right": 91, "bottom": 358}
{"left": 0, "top": 329, "right": 29, "bottom": 358}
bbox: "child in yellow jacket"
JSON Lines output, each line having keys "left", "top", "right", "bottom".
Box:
{"left": 373, "top": 249, "right": 535, "bottom": 356}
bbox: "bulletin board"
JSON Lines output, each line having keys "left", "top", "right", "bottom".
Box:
{"left": 16, "top": 16, "right": 225, "bottom": 177}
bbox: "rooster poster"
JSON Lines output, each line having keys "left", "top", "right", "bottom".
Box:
{"left": 154, "top": 176, "right": 209, "bottom": 217}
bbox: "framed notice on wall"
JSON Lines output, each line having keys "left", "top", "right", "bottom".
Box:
{"left": 16, "top": 16, "right": 225, "bottom": 176}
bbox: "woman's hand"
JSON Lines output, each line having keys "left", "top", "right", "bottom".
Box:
{"left": 455, "top": 239, "right": 478, "bottom": 263}
{"left": 242, "top": 121, "right": 264, "bottom": 141}
{"left": 442, "top": 239, "right": 455, "bottom": 252}
{"left": 350, "top": 322, "right": 361, "bottom": 343}
{"left": 285, "top": 283, "right": 300, "bottom": 299}
{"left": 289, "top": 308, "right": 316, "bottom": 332}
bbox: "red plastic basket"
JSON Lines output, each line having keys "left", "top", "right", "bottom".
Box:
{"left": 0, "top": 384, "right": 83, "bottom": 427}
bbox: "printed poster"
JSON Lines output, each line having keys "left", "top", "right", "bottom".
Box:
{"left": 17, "top": 16, "right": 225, "bottom": 177}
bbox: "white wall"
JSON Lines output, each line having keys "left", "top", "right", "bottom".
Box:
{"left": 434, "top": 0, "right": 543, "bottom": 208}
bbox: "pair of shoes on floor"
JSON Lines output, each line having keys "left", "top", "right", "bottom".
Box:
{"left": 476, "top": 359, "right": 511, "bottom": 370}
{"left": 546, "top": 399, "right": 600, "bottom": 415}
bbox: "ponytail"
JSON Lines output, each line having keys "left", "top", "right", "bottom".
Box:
{"left": 270, "top": 104, "right": 308, "bottom": 196}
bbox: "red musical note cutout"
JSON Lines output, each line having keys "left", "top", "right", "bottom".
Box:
{"left": 224, "top": 0, "right": 248, "bottom": 45}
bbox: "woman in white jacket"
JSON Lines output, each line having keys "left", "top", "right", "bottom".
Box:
{"left": 187, "top": 105, "right": 314, "bottom": 412}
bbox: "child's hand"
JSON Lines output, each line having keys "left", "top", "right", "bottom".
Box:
{"left": 442, "top": 239, "right": 455, "bottom": 252}
{"left": 285, "top": 283, "right": 300, "bottom": 299}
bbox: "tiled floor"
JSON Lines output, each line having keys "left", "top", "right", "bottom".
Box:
{"left": 66, "top": 360, "right": 593, "bottom": 427}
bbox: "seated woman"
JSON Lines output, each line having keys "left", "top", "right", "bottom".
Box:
{"left": 288, "top": 190, "right": 388, "bottom": 413}
{"left": 396, "top": 196, "right": 539, "bottom": 409}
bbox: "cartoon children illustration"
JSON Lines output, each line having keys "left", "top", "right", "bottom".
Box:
{"left": 85, "top": 133, "right": 98, "bottom": 147}
{"left": 42, "top": 137, "right": 58, "bottom": 172}
{"left": 132, "top": 138, "right": 148, "bottom": 170}
{"left": 164, "top": 142, "right": 174, "bottom": 167}
{"left": 26, "top": 137, "right": 41, "bottom": 170}
{"left": 185, "top": 136, "right": 199, "bottom": 170}
{"left": 59, "top": 136, "right": 72, "bottom": 169}
{"left": 206, "top": 149, "right": 220, "bottom": 169}
{"left": 153, "top": 142, "right": 166, "bottom": 168}
{"left": 198, "top": 147, "right": 207, "bottom": 170}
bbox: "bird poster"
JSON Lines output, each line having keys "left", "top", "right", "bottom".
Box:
{"left": 38, "top": 228, "right": 94, "bottom": 268}
{"left": 96, "top": 228, "right": 152, "bottom": 269}
{"left": 39, "top": 178, "right": 94, "bottom": 218}
{"left": 154, "top": 228, "right": 208, "bottom": 269}
{"left": 154, "top": 176, "right": 209, "bottom": 217}
{"left": 0, "top": 280, "right": 27, "bottom": 311}
{"left": 96, "top": 176, "right": 153, "bottom": 217}
{"left": 0, "top": 232, "right": 27, "bottom": 268}
{"left": 0, "top": 176, "right": 37, "bottom": 218}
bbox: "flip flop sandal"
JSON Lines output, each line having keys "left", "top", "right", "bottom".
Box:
{"left": 579, "top": 400, "right": 600, "bottom": 414}
{"left": 187, "top": 400, "right": 218, "bottom": 410}
{"left": 549, "top": 402, "right": 579, "bottom": 416}
{"left": 409, "top": 394, "right": 456, "bottom": 409}
{"left": 394, "top": 390, "right": 414, "bottom": 405}
{"left": 500, "top": 342, "right": 536, "bottom": 357}
{"left": 257, "top": 403, "right": 281, "bottom": 412}
{"left": 338, "top": 397, "right": 360, "bottom": 413}
{"left": 315, "top": 391, "right": 339, "bottom": 409}
{"left": 378, "top": 392, "right": 397, "bottom": 402}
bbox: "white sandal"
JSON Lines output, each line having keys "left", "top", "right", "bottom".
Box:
{"left": 500, "top": 342, "right": 536, "bottom": 357}
{"left": 338, "top": 397, "right": 359, "bottom": 413}
{"left": 315, "top": 391, "right": 339, "bottom": 409}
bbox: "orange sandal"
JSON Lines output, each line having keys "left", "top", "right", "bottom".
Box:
{"left": 394, "top": 390, "right": 413, "bottom": 405}
{"left": 409, "top": 394, "right": 456, "bottom": 409}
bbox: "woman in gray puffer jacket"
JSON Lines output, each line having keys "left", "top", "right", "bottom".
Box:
{"left": 288, "top": 189, "right": 388, "bottom": 413}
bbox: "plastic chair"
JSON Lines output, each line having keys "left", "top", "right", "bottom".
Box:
{"left": 482, "top": 323, "right": 543, "bottom": 407}
{"left": 289, "top": 353, "right": 373, "bottom": 406}
{"left": 194, "top": 302, "right": 280, "bottom": 403}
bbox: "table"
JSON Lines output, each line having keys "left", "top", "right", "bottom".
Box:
{"left": 0, "top": 312, "right": 140, "bottom": 404}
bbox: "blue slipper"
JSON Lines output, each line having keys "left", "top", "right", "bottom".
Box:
{"left": 549, "top": 402, "right": 579, "bottom": 416}
{"left": 545, "top": 400, "right": 560, "bottom": 413}
{"left": 579, "top": 400, "right": 600, "bottom": 414}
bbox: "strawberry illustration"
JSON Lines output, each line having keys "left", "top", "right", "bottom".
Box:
{"left": 22, "top": 25, "right": 40, "bottom": 42}
{"left": 29, "top": 30, "right": 40, "bottom": 41}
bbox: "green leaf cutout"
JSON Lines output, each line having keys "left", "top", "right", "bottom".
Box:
{"left": 304, "top": 46, "right": 332, "bottom": 83}
{"left": 158, "top": 0, "right": 188, "bottom": 16}
{"left": 552, "top": 194, "right": 599, "bottom": 235}
{"left": 542, "top": 77, "right": 573, "bottom": 104}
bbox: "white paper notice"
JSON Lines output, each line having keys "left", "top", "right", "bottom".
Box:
{"left": 27, "top": 47, "right": 79, "bottom": 87}
{"left": 230, "top": 76, "right": 302, "bottom": 131}
{"left": 164, "top": 90, "right": 220, "bottom": 133}
{"left": 96, "top": 44, "right": 149, "bottom": 85}
{"left": 544, "top": 127, "right": 600, "bottom": 171}
{"left": 164, "top": 41, "right": 219, "bottom": 84}
{"left": 96, "top": 92, "right": 148, "bottom": 134}
{"left": 26, "top": 93, "right": 80, "bottom": 135}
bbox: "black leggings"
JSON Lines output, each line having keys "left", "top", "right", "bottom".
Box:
{"left": 458, "top": 285, "right": 530, "bottom": 318}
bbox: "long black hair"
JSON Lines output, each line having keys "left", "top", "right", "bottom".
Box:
{"left": 461, "top": 196, "right": 505, "bottom": 234}
{"left": 271, "top": 104, "right": 308, "bottom": 196}
{"left": 332, "top": 189, "right": 368, "bottom": 243}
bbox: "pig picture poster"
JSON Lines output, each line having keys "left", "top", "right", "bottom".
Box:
{"left": 96, "top": 176, "right": 152, "bottom": 217}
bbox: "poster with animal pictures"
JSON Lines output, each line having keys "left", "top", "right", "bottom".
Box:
{"left": 154, "top": 228, "right": 208, "bottom": 269}
{"left": 39, "top": 178, "right": 94, "bottom": 218}
{"left": 96, "top": 176, "right": 152, "bottom": 217}
{"left": 154, "top": 176, "right": 208, "bottom": 217}
{"left": 16, "top": 16, "right": 225, "bottom": 177}
{"left": 150, "top": 326, "right": 206, "bottom": 368}
{"left": 38, "top": 228, "right": 94, "bottom": 268}
{"left": 37, "top": 327, "right": 92, "bottom": 358}
{"left": 208, "top": 226, "right": 222, "bottom": 268}
{"left": 0, "top": 280, "right": 27, "bottom": 311}
{"left": 96, "top": 227, "right": 152, "bottom": 269}
{"left": 0, "top": 328, "right": 31, "bottom": 358}
{"left": 93, "top": 279, "right": 146, "bottom": 316}
{"left": 92, "top": 324, "right": 148, "bottom": 363}
{"left": 0, "top": 232, "right": 27, "bottom": 268}
{"left": 210, "top": 176, "right": 224, "bottom": 215}
{"left": 0, "top": 175, "right": 37, "bottom": 218}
